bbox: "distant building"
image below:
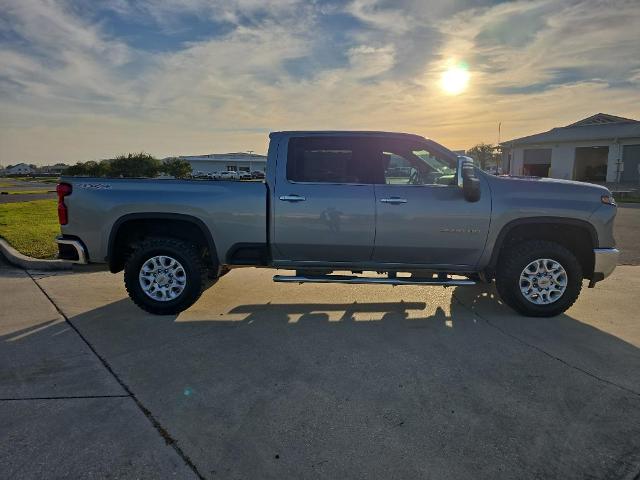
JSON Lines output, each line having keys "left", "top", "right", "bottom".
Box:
{"left": 5, "top": 163, "right": 36, "bottom": 175}
{"left": 40, "top": 163, "right": 70, "bottom": 174}
{"left": 500, "top": 113, "right": 640, "bottom": 183}
{"left": 176, "top": 152, "right": 267, "bottom": 174}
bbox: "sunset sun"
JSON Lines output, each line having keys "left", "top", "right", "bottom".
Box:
{"left": 441, "top": 63, "right": 470, "bottom": 95}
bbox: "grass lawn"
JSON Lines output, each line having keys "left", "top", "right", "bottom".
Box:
{"left": 0, "top": 199, "right": 59, "bottom": 258}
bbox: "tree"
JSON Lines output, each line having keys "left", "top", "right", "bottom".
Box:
{"left": 65, "top": 163, "right": 85, "bottom": 176}
{"left": 84, "top": 160, "right": 109, "bottom": 176}
{"left": 65, "top": 160, "right": 109, "bottom": 176}
{"left": 162, "top": 158, "right": 192, "bottom": 179}
{"left": 466, "top": 143, "right": 499, "bottom": 170}
{"left": 107, "top": 153, "right": 160, "bottom": 178}
{"left": 65, "top": 153, "right": 162, "bottom": 178}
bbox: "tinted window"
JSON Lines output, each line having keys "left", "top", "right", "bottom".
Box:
{"left": 287, "top": 136, "right": 456, "bottom": 185}
{"left": 287, "top": 137, "right": 368, "bottom": 183}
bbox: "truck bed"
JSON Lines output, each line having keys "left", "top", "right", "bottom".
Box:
{"left": 60, "top": 177, "right": 267, "bottom": 264}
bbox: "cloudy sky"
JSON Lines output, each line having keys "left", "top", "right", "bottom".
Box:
{"left": 1, "top": 0, "right": 639, "bottom": 165}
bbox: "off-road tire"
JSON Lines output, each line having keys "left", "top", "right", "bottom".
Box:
{"left": 124, "top": 237, "right": 209, "bottom": 315}
{"left": 495, "top": 240, "right": 582, "bottom": 317}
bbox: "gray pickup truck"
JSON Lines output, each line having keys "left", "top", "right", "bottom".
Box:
{"left": 56, "top": 131, "right": 619, "bottom": 317}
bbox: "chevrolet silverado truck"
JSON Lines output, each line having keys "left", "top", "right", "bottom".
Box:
{"left": 55, "top": 131, "right": 619, "bottom": 317}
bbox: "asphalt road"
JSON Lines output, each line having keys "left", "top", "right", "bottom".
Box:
{"left": 0, "top": 178, "right": 56, "bottom": 203}
{"left": 0, "top": 193, "right": 55, "bottom": 203}
{"left": 1, "top": 257, "right": 639, "bottom": 479}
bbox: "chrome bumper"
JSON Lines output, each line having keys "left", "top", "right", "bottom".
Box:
{"left": 592, "top": 248, "right": 619, "bottom": 283}
{"left": 55, "top": 236, "right": 88, "bottom": 264}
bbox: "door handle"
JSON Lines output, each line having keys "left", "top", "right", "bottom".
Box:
{"left": 279, "top": 194, "right": 306, "bottom": 202}
{"left": 380, "top": 197, "right": 407, "bottom": 204}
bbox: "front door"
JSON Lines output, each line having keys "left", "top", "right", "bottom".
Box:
{"left": 272, "top": 136, "right": 376, "bottom": 263}
{"left": 371, "top": 139, "right": 491, "bottom": 267}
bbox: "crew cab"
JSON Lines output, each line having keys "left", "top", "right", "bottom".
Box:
{"left": 55, "top": 131, "right": 619, "bottom": 316}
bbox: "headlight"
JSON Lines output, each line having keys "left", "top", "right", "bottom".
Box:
{"left": 601, "top": 194, "right": 616, "bottom": 206}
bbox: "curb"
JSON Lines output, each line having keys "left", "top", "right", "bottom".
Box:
{"left": 0, "top": 237, "right": 72, "bottom": 271}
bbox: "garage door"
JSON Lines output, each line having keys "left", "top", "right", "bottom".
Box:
{"left": 523, "top": 148, "right": 551, "bottom": 177}
{"left": 622, "top": 145, "right": 640, "bottom": 183}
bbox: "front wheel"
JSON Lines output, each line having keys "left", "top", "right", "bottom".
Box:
{"left": 495, "top": 240, "right": 583, "bottom": 317}
{"left": 124, "top": 237, "right": 209, "bottom": 315}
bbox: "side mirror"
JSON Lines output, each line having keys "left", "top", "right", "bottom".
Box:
{"left": 457, "top": 156, "right": 481, "bottom": 202}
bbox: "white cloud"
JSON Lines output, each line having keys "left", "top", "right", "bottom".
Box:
{"left": 438, "top": 0, "right": 640, "bottom": 89}
{"left": 0, "top": 0, "right": 639, "bottom": 164}
{"left": 347, "top": 45, "right": 395, "bottom": 78}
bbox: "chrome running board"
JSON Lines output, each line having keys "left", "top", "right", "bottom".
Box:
{"left": 272, "top": 274, "right": 475, "bottom": 286}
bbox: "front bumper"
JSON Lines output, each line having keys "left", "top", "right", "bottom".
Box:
{"left": 590, "top": 248, "right": 619, "bottom": 286}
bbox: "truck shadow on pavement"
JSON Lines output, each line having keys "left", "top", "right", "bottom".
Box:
{"left": 3, "top": 281, "right": 640, "bottom": 479}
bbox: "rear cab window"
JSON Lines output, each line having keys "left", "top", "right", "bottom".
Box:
{"left": 287, "top": 137, "right": 371, "bottom": 184}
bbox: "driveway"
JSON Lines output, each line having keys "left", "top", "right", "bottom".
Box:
{"left": 0, "top": 256, "right": 195, "bottom": 478}
{"left": 1, "top": 257, "right": 639, "bottom": 479}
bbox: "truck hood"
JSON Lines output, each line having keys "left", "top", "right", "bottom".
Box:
{"left": 488, "top": 174, "right": 610, "bottom": 195}
{"left": 500, "top": 175, "right": 609, "bottom": 190}
{"left": 484, "top": 173, "right": 612, "bottom": 214}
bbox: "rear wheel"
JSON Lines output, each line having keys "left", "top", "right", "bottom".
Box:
{"left": 124, "top": 237, "right": 209, "bottom": 315}
{"left": 495, "top": 240, "right": 582, "bottom": 317}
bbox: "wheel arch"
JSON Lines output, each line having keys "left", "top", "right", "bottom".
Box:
{"left": 488, "top": 217, "right": 597, "bottom": 279}
{"left": 107, "top": 213, "right": 218, "bottom": 273}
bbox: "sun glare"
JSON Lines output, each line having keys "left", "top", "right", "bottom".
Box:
{"left": 441, "top": 63, "right": 470, "bottom": 95}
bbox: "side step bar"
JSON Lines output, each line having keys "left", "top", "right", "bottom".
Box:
{"left": 273, "top": 274, "right": 475, "bottom": 286}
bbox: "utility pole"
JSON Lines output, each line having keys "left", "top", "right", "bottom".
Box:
{"left": 497, "top": 122, "right": 502, "bottom": 172}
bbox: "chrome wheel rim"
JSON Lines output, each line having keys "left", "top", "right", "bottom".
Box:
{"left": 138, "top": 255, "right": 187, "bottom": 302}
{"left": 519, "top": 258, "right": 568, "bottom": 305}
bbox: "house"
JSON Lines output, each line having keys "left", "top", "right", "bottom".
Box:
{"left": 175, "top": 152, "right": 267, "bottom": 175}
{"left": 40, "top": 163, "right": 69, "bottom": 175}
{"left": 5, "top": 163, "right": 36, "bottom": 175}
{"left": 500, "top": 113, "right": 640, "bottom": 183}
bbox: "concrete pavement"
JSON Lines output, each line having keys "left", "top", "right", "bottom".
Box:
{"left": 617, "top": 203, "right": 640, "bottom": 265}
{"left": 0, "top": 257, "right": 198, "bottom": 479}
{"left": 1, "top": 257, "right": 639, "bottom": 479}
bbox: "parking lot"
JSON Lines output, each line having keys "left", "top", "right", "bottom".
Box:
{"left": 1, "top": 255, "right": 639, "bottom": 479}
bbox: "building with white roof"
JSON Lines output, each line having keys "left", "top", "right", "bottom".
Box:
{"left": 500, "top": 113, "right": 640, "bottom": 183}
{"left": 176, "top": 152, "right": 267, "bottom": 175}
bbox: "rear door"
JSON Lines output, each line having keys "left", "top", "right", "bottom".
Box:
{"left": 371, "top": 138, "right": 491, "bottom": 267}
{"left": 272, "top": 136, "right": 376, "bottom": 263}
